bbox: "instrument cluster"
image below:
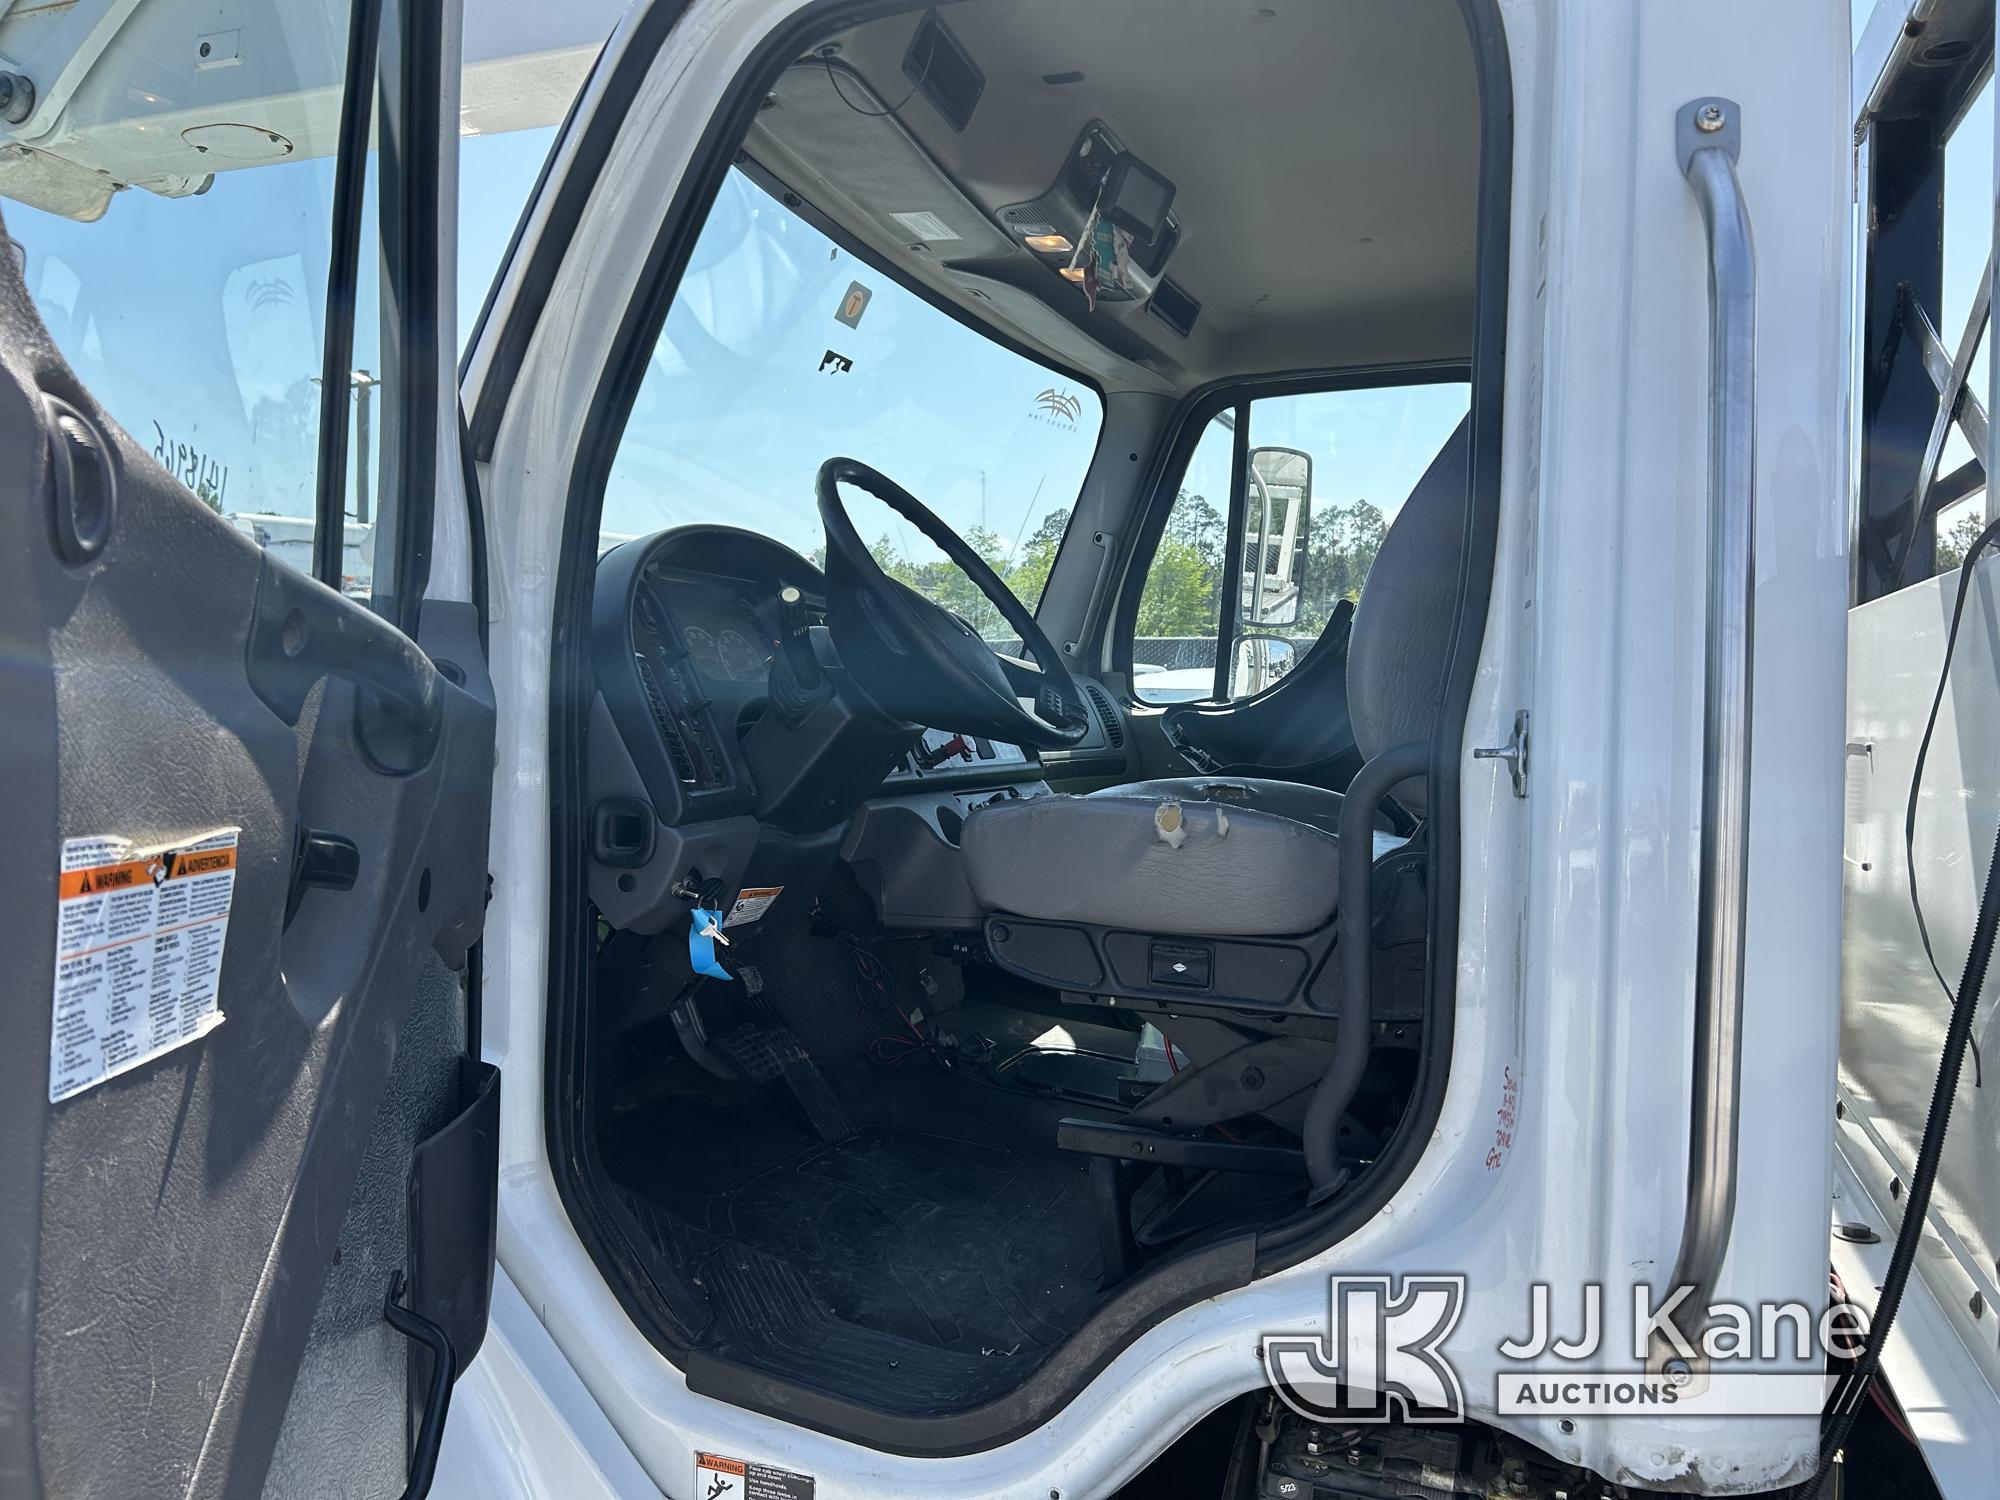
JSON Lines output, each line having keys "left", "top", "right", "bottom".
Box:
{"left": 640, "top": 576, "right": 778, "bottom": 685}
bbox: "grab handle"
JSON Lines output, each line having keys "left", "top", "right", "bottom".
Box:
{"left": 1661, "top": 97, "right": 1758, "bottom": 1362}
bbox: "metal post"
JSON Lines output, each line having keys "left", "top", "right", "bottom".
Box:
{"left": 352, "top": 368, "right": 379, "bottom": 526}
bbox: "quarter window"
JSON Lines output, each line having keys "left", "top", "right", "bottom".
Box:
{"left": 1132, "top": 381, "right": 1469, "bottom": 704}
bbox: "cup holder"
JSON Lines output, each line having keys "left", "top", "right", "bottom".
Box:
{"left": 936, "top": 804, "right": 964, "bottom": 846}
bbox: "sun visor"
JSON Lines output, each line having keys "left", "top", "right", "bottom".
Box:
{"left": 752, "top": 60, "right": 1015, "bottom": 264}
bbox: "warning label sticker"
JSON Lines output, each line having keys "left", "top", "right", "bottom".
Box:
{"left": 695, "top": 1451, "right": 815, "bottom": 1500}
{"left": 723, "top": 885, "right": 784, "bottom": 929}
{"left": 49, "top": 829, "right": 240, "bottom": 1104}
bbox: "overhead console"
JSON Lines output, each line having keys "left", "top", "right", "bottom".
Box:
{"left": 742, "top": 11, "right": 1195, "bottom": 391}
{"left": 996, "top": 119, "right": 1183, "bottom": 319}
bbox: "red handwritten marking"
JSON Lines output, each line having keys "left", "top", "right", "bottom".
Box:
{"left": 1485, "top": 1064, "right": 1520, "bottom": 1170}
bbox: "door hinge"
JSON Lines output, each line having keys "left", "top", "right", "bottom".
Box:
{"left": 1473, "top": 709, "right": 1530, "bottom": 798}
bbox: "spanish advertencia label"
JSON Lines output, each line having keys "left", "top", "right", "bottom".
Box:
{"left": 48, "top": 829, "right": 240, "bottom": 1104}
{"left": 695, "top": 1450, "right": 815, "bottom": 1500}
{"left": 723, "top": 885, "right": 784, "bottom": 929}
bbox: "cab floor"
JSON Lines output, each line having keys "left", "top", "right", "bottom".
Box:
{"left": 602, "top": 1054, "right": 1116, "bottom": 1408}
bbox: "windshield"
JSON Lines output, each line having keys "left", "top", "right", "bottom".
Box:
{"left": 605, "top": 169, "right": 1104, "bottom": 639}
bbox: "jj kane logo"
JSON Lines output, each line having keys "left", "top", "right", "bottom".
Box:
{"left": 1032, "top": 387, "right": 1083, "bottom": 429}
{"left": 1260, "top": 1275, "right": 1872, "bottom": 1423}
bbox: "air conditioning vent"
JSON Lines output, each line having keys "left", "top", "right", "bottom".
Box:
{"left": 635, "top": 656, "right": 699, "bottom": 785}
{"left": 661, "top": 725, "right": 699, "bottom": 785}
{"left": 1081, "top": 680, "right": 1124, "bottom": 748}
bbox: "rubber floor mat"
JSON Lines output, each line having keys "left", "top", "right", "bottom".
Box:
{"left": 700, "top": 1125, "right": 1103, "bottom": 1356}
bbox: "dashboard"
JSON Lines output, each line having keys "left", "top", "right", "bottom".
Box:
{"left": 588, "top": 524, "right": 1129, "bottom": 936}
{"left": 595, "top": 525, "right": 1061, "bottom": 822}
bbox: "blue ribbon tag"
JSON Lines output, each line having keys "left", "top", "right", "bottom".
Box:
{"left": 688, "top": 907, "right": 733, "bottom": 981}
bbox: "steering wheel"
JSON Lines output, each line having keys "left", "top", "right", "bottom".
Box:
{"left": 815, "top": 457, "right": 1090, "bottom": 750}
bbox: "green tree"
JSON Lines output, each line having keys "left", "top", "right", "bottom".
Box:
{"left": 870, "top": 526, "right": 1018, "bottom": 637}
{"left": 1135, "top": 535, "right": 1220, "bottom": 636}
{"left": 1134, "top": 491, "right": 1226, "bottom": 640}
{"left": 1267, "top": 497, "right": 1388, "bottom": 641}
{"left": 1937, "top": 508, "right": 1988, "bottom": 572}
{"left": 1004, "top": 506, "right": 1072, "bottom": 608}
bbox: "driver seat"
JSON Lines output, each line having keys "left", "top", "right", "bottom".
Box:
{"left": 960, "top": 418, "right": 1468, "bottom": 938}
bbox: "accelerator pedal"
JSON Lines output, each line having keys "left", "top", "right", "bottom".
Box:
{"left": 715, "top": 1023, "right": 853, "bottom": 1143}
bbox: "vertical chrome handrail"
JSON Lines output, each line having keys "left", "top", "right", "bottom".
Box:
{"left": 1662, "top": 97, "right": 1758, "bottom": 1360}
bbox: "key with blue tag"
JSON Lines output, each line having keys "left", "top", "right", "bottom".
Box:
{"left": 688, "top": 906, "right": 734, "bottom": 981}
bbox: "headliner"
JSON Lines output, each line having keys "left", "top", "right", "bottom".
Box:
{"left": 744, "top": 0, "right": 1480, "bottom": 396}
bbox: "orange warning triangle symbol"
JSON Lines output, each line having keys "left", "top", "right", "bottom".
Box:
{"left": 78, "top": 871, "right": 92, "bottom": 893}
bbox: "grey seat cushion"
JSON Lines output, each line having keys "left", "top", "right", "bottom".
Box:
{"left": 960, "top": 778, "right": 1340, "bottom": 936}
{"left": 1095, "top": 776, "right": 1345, "bottom": 836}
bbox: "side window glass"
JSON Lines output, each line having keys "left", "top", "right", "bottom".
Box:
{"left": 0, "top": 12, "right": 576, "bottom": 601}
{"left": 1131, "top": 414, "right": 1233, "bottom": 702}
{"left": 0, "top": 6, "right": 382, "bottom": 599}
{"left": 1232, "top": 384, "right": 1466, "bottom": 696}
{"left": 1132, "top": 382, "right": 1468, "bottom": 704}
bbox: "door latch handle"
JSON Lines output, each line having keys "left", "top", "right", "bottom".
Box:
{"left": 245, "top": 555, "right": 445, "bottom": 774}
{"left": 1473, "top": 709, "right": 1530, "bottom": 798}
{"left": 285, "top": 826, "right": 359, "bottom": 926}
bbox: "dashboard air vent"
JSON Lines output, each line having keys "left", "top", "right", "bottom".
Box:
{"left": 634, "top": 655, "right": 699, "bottom": 785}
{"left": 1081, "top": 681, "right": 1124, "bottom": 748}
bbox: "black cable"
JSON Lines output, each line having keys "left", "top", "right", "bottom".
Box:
{"left": 1901, "top": 520, "right": 2000, "bottom": 1084}
{"left": 818, "top": 14, "right": 936, "bottom": 122}
{"left": 1802, "top": 518, "right": 2000, "bottom": 1497}
{"left": 822, "top": 53, "right": 919, "bottom": 118}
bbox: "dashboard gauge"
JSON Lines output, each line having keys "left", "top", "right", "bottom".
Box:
{"left": 682, "top": 625, "right": 722, "bottom": 677}
{"left": 717, "top": 628, "right": 766, "bottom": 680}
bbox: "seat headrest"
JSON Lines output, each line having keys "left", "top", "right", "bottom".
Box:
{"left": 1344, "top": 416, "right": 1471, "bottom": 818}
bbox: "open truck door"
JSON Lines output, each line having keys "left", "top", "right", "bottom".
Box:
{"left": 0, "top": 1, "right": 494, "bottom": 1496}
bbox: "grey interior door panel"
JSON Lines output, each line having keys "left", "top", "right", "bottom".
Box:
{"left": 0, "top": 225, "right": 494, "bottom": 1499}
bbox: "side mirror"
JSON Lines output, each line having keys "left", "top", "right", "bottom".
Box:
{"left": 1230, "top": 633, "right": 1298, "bottom": 699}
{"left": 1241, "top": 445, "right": 1313, "bottom": 628}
